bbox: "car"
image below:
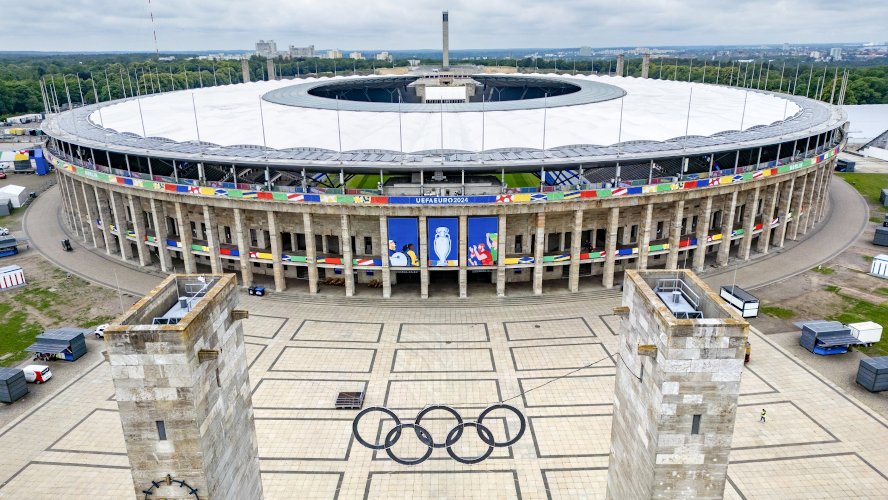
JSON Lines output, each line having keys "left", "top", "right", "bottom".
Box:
{"left": 23, "top": 365, "right": 52, "bottom": 383}
{"left": 93, "top": 323, "right": 109, "bottom": 338}
{"left": 0, "top": 171, "right": 6, "bottom": 179}
{"left": 0, "top": 227, "right": 9, "bottom": 236}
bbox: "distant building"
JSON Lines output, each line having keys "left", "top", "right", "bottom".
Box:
{"left": 376, "top": 51, "right": 393, "bottom": 62}
{"left": 349, "top": 51, "right": 364, "bottom": 60}
{"left": 326, "top": 49, "right": 343, "bottom": 59}
{"left": 158, "top": 56, "right": 176, "bottom": 62}
{"left": 830, "top": 47, "right": 843, "bottom": 61}
{"left": 810, "top": 50, "right": 822, "bottom": 60}
{"left": 255, "top": 40, "right": 277, "bottom": 58}
{"left": 289, "top": 45, "right": 315, "bottom": 58}
{"left": 578, "top": 46, "right": 592, "bottom": 57}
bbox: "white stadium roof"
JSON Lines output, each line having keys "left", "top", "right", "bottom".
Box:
{"left": 90, "top": 74, "right": 802, "bottom": 154}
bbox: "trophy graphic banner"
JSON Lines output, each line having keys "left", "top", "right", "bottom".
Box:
{"left": 427, "top": 217, "right": 458, "bottom": 267}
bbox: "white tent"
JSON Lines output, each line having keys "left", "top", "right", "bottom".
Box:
{"left": 0, "top": 185, "right": 27, "bottom": 208}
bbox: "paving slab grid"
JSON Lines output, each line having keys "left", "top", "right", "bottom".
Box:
{"left": 2, "top": 289, "right": 888, "bottom": 500}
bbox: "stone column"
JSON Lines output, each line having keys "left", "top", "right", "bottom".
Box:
{"left": 80, "top": 182, "right": 100, "bottom": 248}
{"left": 756, "top": 184, "right": 779, "bottom": 254}
{"left": 533, "top": 213, "right": 546, "bottom": 295}
{"left": 603, "top": 207, "right": 619, "bottom": 288}
{"left": 637, "top": 204, "right": 653, "bottom": 271}
{"left": 202, "top": 205, "right": 222, "bottom": 273}
{"left": 233, "top": 208, "right": 253, "bottom": 287}
{"left": 717, "top": 191, "right": 738, "bottom": 266}
{"left": 496, "top": 214, "right": 507, "bottom": 297}
{"left": 615, "top": 54, "right": 625, "bottom": 76}
{"left": 665, "top": 200, "right": 685, "bottom": 270}
{"left": 569, "top": 209, "right": 583, "bottom": 291}
{"left": 458, "top": 215, "right": 468, "bottom": 298}
{"left": 789, "top": 174, "right": 808, "bottom": 241}
{"left": 816, "top": 167, "right": 831, "bottom": 223}
{"left": 340, "top": 214, "right": 354, "bottom": 297}
{"left": 67, "top": 177, "right": 86, "bottom": 239}
{"left": 149, "top": 198, "right": 173, "bottom": 272}
{"left": 738, "top": 187, "right": 760, "bottom": 261}
{"left": 175, "top": 203, "right": 197, "bottom": 273}
{"left": 128, "top": 195, "right": 151, "bottom": 266}
{"left": 57, "top": 173, "right": 76, "bottom": 232}
{"left": 801, "top": 170, "right": 817, "bottom": 235}
{"left": 807, "top": 167, "right": 822, "bottom": 232}
{"left": 268, "top": 211, "right": 286, "bottom": 292}
{"left": 775, "top": 178, "right": 795, "bottom": 248}
{"left": 303, "top": 212, "right": 318, "bottom": 294}
{"left": 641, "top": 53, "right": 651, "bottom": 78}
{"left": 692, "top": 196, "right": 713, "bottom": 272}
{"left": 109, "top": 189, "right": 134, "bottom": 262}
{"left": 93, "top": 186, "right": 118, "bottom": 255}
{"left": 419, "top": 215, "right": 429, "bottom": 299}
{"left": 379, "top": 216, "right": 391, "bottom": 298}
{"left": 241, "top": 58, "right": 251, "bottom": 83}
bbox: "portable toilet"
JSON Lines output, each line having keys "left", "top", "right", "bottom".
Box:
{"left": 870, "top": 254, "right": 888, "bottom": 279}
{"left": 0, "top": 368, "right": 29, "bottom": 403}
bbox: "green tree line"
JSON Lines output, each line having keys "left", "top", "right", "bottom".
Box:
{"left": 1, "top": 53, "right": 886, "bottom": 120}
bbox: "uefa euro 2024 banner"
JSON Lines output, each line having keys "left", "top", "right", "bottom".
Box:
{"left": 427, "top": 217, "right": 459, "bottom": 267}
{"left": 387, "top": 217, "right": 420, "bottom": 267}
{"left": 467, "top": 217, "right": 498, "bottom": 267}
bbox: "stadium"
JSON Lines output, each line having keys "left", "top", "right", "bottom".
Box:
{"left": 41, "top": 56, "right": 847, "bottom": 297}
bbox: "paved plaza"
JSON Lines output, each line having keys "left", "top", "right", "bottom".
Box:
{"left": 1, "top": 289, "right": 887, "bottom": 499}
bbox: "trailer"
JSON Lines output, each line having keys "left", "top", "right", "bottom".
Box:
{"left": 848, "top": 321, "right": 883, "bottom": 345}
{"left": 870, "top": 254, "right": 888, "bottom": 277}
{"left": 26, "top": 328, "right": 88, "bottom": 362}
{"left": 0, "top": 265, "right": 25, "bottom": 290}
{"left": 799, "top": 321, "right": 865, "bottom": 355}
{"left": 0, "top": 237, "right": 18, "bottom": 258}
{"left": 719, "top": 285, "right": 759, "bottom": 318}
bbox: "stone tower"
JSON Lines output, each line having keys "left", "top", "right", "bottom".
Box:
{"left": 606, "top": 270, "right": 748, "bottom": 499}
{"left": 615, "top": 54, "right": 625, "bottom": 76}
{"left": 442, "top": 11, "right": 450, "bottom": 70}
{"left": 105, "top": 274, "right": 263, "bottom": 499}
{"left": 642, "top": 53, "right": 651, "bottom": 78}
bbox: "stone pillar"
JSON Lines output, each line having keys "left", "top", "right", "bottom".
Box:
{"left": 692, "top": 196, "right": 713, "bottom": 272}
{"left": 775, "top": 178, "right": 795, "bottom": 248}
{"left": 606, "top": 270, "right": 748, "bottom": 500}
{"left": 93, "top": 186, "right": 117, "bottom": 255}
{"left": 241, "top": 58, "right": 250, "bottom": 83}
{"left": 109, "top": 189, "right": 134, "bottom": 262}
{"left": 57, "top": 173, "right": 77, "bottom": 232}
{"left": 266, "top": 58, "right": 275, "bottom": 81}
{"left": 533, "top": 213, "right": 546, "bottom": 295}
{"left": 174, "top": 203, "right": 197, "bottom": 273}
{"left": 379, "top": 216, "right": 391, "bottom": 298}
{"left": 789, "top": 174, "right": 808, "bottom": 241}
{"left": 496, "top": 214, "right": 507, "bottom": 297}
{"left": 128, "top": 195, "right": 151, "bottom": 266}
{"left": 80, "top": 182, "right": 100, "bottom": 248}
{"left": 202, "top": 205, "right": 222, "bottom": 274}
{"left": 738, "top": 187, "right": 760, "bottom": 261}
{"left": 267, "top": 211, "right": 287, "bottom": 292}
{"left": 150, "top": 198, "right": 173, "bottom": 272}
{"left": 458, "top": 215, "right": 468, "bottom": 298}
{"left": 66, "top": 178, "right": 86, "bottom": 239}
{"left": 569, "top": 209, "right": 583, "bottom": 291}
{"left": 816, "top": 167, "right": 831, "bottom": 223}
{"left": 419, "top": 215, "right": 429, "bottom": 299}
{"left": 603, "top": 207, "right": 619, "bottom": 288}
{"left": 807, "top": 167, "right": 822, "bottom": 232}
{"left": 303, "top": 213, "right": 318, "bottom": 294}
{"left": 615, "top": 54, "right": 625, "bottom": 76}
{"left": 340, "top": 214, "right": 354, "bottom": 297}
{"left": 637, "top": 204, "right": 653, "bottom": 271}
{"left": 717, "top": 191, "right": 738, "bottom": 266}
{"left": 665, "top": 200, "right": 685, "bottom": 270}
{"left": 233, "top": 208, "right": 253, "bottom": 288}
{"left": 641, "top": 53, "right": 651, "bottom": 78}
{"left": 801, "top": 170, "right": 817, "bottom": 235}
{"left": 756, "top": 184, "right": 779, "bottom": 254}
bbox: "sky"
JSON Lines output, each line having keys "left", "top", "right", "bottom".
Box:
{"left": 4, "top": 0, "right": 886, "bottom": 53}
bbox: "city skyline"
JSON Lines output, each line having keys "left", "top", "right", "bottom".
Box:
{"left": 3, "top": 0, "right": 886, "bottom": 52}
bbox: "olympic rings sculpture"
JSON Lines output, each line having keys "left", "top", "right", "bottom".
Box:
{"left": 352, "top": 404, "right": 526, "bottom": 465}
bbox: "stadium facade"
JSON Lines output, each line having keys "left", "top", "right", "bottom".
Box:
{"left": 42, "top": 68, "right": 846, "bottom": 298}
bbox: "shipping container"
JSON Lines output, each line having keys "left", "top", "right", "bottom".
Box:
{"left": 719, "top": 285, "right": 759, "bottom": 318}
{"left": 848, "top": 321, "right": 883, "bottom": 344}
{"left": 0, "top": 264, "right": 25, "bottom": 290}
{"left": 870, "top": 254, "right": 888, "bottom": 277}
{"left": 0, "top": 368, "right": 29, "bottom": 403}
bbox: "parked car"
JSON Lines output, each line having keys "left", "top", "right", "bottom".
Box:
{"left": 0, "top": 171, "right": 7, "bottom": 179}
{"left": 0, "top": 227, "right": 9, "bottom": 236}
{"left": 94, "top": 323, "right": 109, "bottom": 338}
{"left": 23, "top": 365, "right": 52, "bottom": 384}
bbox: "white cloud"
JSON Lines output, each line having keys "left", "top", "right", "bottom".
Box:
{"left": 4, "top": 0, "right": 886, "bottom": 52}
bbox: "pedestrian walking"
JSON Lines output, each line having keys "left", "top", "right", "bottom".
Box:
{"left": 760, "top": 409, "right": 766, "bottom": 423}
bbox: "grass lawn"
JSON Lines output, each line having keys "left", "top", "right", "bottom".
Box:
{"left": 825, "top": 288, "right": 888, "bottom": 357}
{"left": 0, "top": 303, "right": 43, "bottom": 367}
{"left": 811, "top": 266, "right": 835, "bottom": 275}
{"left": 837, "top": 172, "right": 888, "bottom": 205}
{"left": 760, "top": 305, "right": 796, "bottom": 319}
{"left": 503, "top": 173, "right": 540, "bottom": 188}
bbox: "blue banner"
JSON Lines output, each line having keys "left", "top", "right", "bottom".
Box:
{"left": 467, "top": 217, "right": 498, "bottom": 267}
{"left": 427, "top": 217, "right": 459, "bottom": 267}
{"left": 387, "top": 218, "right": 419, "bottom": 267}
{"left": 388, "top": 195, "right": 498, "bottom": 205}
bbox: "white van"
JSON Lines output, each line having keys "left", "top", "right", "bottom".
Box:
{"left": 23, "top": 365, "right": 52, "bottom": 383}
{"left": 94, "top": 323, "right": 109, "bottom": 338}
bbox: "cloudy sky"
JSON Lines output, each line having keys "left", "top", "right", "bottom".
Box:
{"left": 5, "top": 0, "right": 886, "bottom": 52}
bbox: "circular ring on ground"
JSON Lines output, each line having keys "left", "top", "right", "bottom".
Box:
{"left": 414, "top": 405, "right": 464, "bottom": 448}
{"left": 445, "top": 422, "right": 496, "bottom": 465}
{"left": 477, "top": 403, "right": 526, "bottom": 447}
{"left": 384, "top": 423, "right": 434, "bottom": 466}
{"left": 353, "top": 406, "right": 401, "bottom": 450}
